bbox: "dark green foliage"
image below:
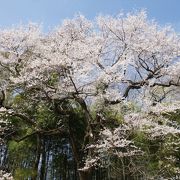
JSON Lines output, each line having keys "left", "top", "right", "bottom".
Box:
{"left": 1, "top": 91, "right": 180, "bottom": 179}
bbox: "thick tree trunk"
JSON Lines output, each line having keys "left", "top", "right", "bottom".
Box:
{"left": 68, "top": 120, "right": 90, "bottom": 180}
{"left": 78, "top": 169, "right": 92, "bottom": 180}
{"left": 68, "top": 97, "right": 94, "bottom": 180}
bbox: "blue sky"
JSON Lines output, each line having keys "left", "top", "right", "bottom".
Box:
{"left": 0, "top": 0, "right": 180, "bottom": 31}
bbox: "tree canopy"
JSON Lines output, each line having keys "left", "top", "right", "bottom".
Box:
{"left": 0, "top": 11, "right": 180, "bottom": 180}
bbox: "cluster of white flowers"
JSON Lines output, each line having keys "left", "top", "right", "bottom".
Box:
{"left": 149, "top": 101, "right": 180, "bottom": 114}
{"left": 82, "top": 125, "right": 142, "bottom": 170}
{"left": 0, "top": 170, "right": 13, "bottom": 180}
{"left": 125, "top": 112, "right": 180, "bottom": 140}
{"left": 0, "top": 11, "right": 178, "bottom": 102}
{"left": 0, "top": 108, "right": 13, "bottom": 146}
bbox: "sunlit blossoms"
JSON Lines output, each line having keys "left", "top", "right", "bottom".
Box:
{"left": 0, "top": 11, "right": 178, "bottom": 102}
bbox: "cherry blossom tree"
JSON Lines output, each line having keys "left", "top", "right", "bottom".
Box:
{"left": 0, "top": 10, "right": 179, "bottom": 179}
